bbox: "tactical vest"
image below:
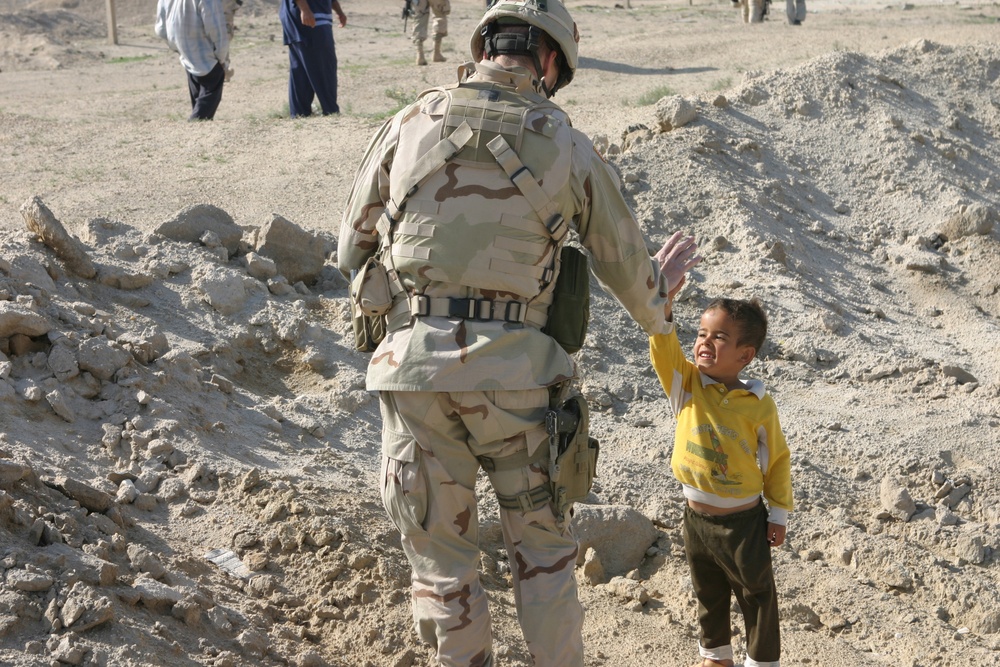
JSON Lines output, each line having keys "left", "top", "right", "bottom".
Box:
{"left": 378, "top": 79, "right": 573, "bottom": 333}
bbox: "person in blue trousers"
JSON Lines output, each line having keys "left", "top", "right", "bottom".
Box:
{"left": 280, "top": 0, "right": 347, "bottom": 117}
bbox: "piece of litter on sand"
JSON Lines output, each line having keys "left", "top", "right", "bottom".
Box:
{"left": 205, "top": 548, "right": 252, "bottom": 579}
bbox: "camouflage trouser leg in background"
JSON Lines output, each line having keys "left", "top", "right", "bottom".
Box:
{"left": 410, "top": 0, "right": 450, "bottom": 43}
{"left": 785, "top": 0, "right": 805, "bottom": 23}
{"left": 222, "top": 0, "right": 240, "bottom": 77}
{"left": 379, "top": 390, "right": 584, "bottom": 667}
{"left": 223, "top": 0, "right": 239, "bottom": 38}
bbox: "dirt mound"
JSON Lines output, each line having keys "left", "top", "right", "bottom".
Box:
{"left": 0, "top": 8, "right": 105, "bottom": 69}
{"left": 0, "top": 0, "right": 275, "bottom": 71}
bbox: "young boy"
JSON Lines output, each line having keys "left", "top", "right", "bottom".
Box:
{"left": 652, "top": 232, "right": 793, "bottom": 667}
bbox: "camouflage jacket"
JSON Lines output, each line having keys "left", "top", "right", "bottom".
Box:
{"left": 338, "top": 60, "right": 671, "bottom": 392}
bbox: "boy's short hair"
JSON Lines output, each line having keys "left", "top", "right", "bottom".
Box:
{"left": 704, "top": 297, "right": 768, "bottom": 356}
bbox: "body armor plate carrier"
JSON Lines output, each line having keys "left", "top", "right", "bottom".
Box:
{"left": 377, "top": 79, "right": 574, "bottom": 334}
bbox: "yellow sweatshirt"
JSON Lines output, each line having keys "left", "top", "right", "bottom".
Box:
{"left": 650, "top": 323, "right": 793, "bottom": 525}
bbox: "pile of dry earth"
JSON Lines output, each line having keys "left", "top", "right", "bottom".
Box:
{"left": 579, "top": 38, "right": 1000, "bottom": 667}
{"left": 1, "top": 0, "right": 1000, "bottom": 666}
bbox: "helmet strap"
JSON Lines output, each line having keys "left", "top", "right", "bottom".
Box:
{"left": 539, "top": 68, "right": 556, "bottom": 98}
{"left": 482, "top": 23, "right": 555, "bottom": 96}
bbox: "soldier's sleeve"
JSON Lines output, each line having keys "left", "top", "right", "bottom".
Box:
{"left": 337, "top": 115, "right": 400, "bottom": 278}
{"left": 571, "top": 132, "right": 671, "bottom": 336}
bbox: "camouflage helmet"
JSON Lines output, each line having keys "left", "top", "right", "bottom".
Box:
{"left": 471, "top": 0, "right": 580, "bottom": 94}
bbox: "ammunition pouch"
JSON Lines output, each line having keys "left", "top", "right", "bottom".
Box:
{"left": 351, "top": 256, "right": 395, "bottom": 317}
{"left": 350, "top": 299, "right": 387, "bottom": 353}
{"left": 350, "top": 259, "right": 395, "bottom": 352}
{"left": 542, "top": 244, "right": 590, "bottom": 354}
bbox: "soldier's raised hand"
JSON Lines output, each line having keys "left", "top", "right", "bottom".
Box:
{"left": 655, "top": 231, "right": 702, "bottom": 301}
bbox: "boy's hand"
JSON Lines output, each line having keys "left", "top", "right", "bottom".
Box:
{"left": 655, "top": 231, "right": 702, "bottom": 301}
{"left": 766, "top": 522, "right": 786, "bottom": 548}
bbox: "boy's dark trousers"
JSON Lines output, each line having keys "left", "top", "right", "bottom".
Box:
{"left": 683, "top": 501, "right": 781, "bottom": 664}
{"left": 187, "top": 62, "right": 226, "bottom": 121}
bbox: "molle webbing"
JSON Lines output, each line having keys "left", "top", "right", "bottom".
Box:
{"left": 376, "top": 120, "right": 475, "bottom": 334}
{"left": 486, "top": 134, "right": 566, "bottom": 241}
{"left": 385, "top": 84, "right": 571, "bottom": 330}
{"left": 443, "top": 89, "right": 528, "bottom": 163}
{"left": 384, "top": 121, "right": 475, "bottom": 226}
{"left": 409, "top": 296, "right": 527, "bottom": 322}
{"left": 385, "top": 292, "right": 547, "bottom": 332}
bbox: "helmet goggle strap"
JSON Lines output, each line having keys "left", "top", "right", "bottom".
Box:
{"left": 482, "top": 23, "right": 557, "bottom": 97}
{"left": 486, "top": 0, "right": 548, "bottom": 9}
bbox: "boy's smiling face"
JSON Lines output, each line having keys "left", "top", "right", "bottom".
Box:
{"left": 693, "top": 307, "right": 757, "bottom": 388}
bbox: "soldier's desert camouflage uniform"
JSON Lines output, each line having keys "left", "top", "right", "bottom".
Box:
{"left": 411, "top": 0, "right": 449, "bottom": 45}
{"left": 411, "top": 0, "right": 450, "bottom": 65}
{"left": 338, "top": 60, "right": 671, "bottom": 667}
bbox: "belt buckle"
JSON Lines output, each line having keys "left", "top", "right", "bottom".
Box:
{"left": 446, "top": 298, "right": 480, "bottom": 319}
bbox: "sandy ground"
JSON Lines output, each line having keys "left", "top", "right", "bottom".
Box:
{"left": 0, "top": 0, "right": 996, "bottom": 235}
{"left": 1, "top": 0, "right": 1000, "bottom": 666}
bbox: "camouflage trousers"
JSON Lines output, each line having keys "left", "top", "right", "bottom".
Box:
{"left": 223, "top": 0, "right": 240, "bottom": 38}
{"left": 410, "top": 0, "right": 450, "bottom": 43}
{"left": 785, "top": 0, "right": 805, "bottom": 23}
{"left": 378, "top": 389, "right": 584, "bottom": 667}
{"left": 222, "top": 0, "right": 240, "bottom": 76}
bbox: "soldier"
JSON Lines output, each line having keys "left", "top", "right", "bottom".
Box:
{"left": 411, "top": 0, "right": 450, "bottom": 65}
{"left": 338, "top": 0, "right": 673, "bottom": 664}
{"left": 786, "top": 0, "right": 805, "bottom": 25}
